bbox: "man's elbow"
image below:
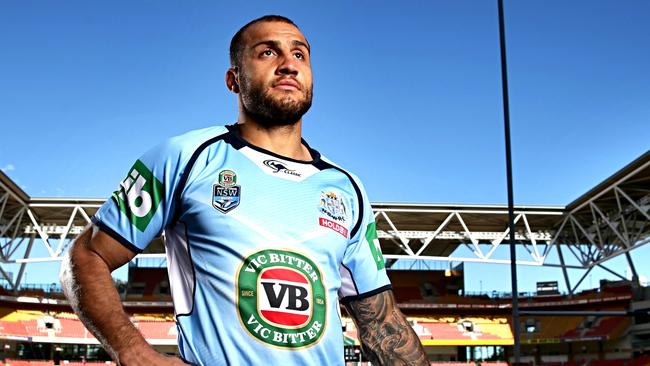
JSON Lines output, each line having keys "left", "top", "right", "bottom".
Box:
{"left": 59, "top": 228, "right": 100, "bottom": 301}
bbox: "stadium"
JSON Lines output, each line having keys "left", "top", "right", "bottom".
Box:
{"left": 0, "top": 149, "right": 648, "bottom": 365}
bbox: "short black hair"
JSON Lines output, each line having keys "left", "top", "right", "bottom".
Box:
{"left": 229, "top": 15, "right": 301, "bottom": 67}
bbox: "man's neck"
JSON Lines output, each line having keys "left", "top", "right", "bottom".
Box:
{"left": 236, "top": 119, "right": 312, "bottom": 161}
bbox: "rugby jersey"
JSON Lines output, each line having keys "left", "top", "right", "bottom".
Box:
{"left": 92, "top": 124, "right": 390, "bottom": 365}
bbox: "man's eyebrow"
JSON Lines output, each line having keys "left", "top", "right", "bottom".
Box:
{"left": 251, "top": 40, "right": 281, "bottom": 49}
{"left": 292, "top": 40, "right": 311, "bottom": 53}
{"left": 250, "top": 39, "right": 311, "bottom": 53}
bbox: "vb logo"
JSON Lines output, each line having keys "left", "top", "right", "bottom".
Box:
{"left": 259, "top": 268, "right": 312, "bottom": 327}
{"left": 112, "top": 160, "right": 163, "bottom": 231}
{"left": 237, "top": 249, "right": 326, "bottom": 348}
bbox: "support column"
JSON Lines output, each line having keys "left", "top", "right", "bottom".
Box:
{"left": 624, "top": 252, "right": 640, "bottom": 287}
{"left": 14, "top": 234, "right": 35, "bottom": 291}
{"left": 556, "top": 245, "right": 573, "bottom": 297}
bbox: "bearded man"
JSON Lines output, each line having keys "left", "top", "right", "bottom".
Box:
{"left": 61, "top": 15, "right": 428, "bottom": 366}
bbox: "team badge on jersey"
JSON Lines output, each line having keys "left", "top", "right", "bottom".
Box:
{"left": 237, "top": 249, "right": 326, "bottom": 349}
{"left": 319, "top": 191, "right": 349, "bottom": 237}
{"left": 212, "top": 169, "right": 241, "bottom": 213}
{"left": 319, "top": 191, "right": 348, "bottom": 221}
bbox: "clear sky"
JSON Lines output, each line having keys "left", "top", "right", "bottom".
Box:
{"left": 1, "top": 1, "right": 648, "bottom": 293}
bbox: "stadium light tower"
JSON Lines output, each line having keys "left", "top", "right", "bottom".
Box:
{"left": 497, "top": 0, "right": 522, "bottom": 363}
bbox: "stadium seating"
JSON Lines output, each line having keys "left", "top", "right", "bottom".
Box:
{"left": 560, "top": 315, "right": 629, "bottom": 341}
{"left": 56, "top": 318, "right": 89, "bottom": 338}
{"left": 0, "top": 280, "right": 643, "bottom": 365}
{"left": 4, "top": 361, "right": 52, "bottom": 366}
{"left": 583, "top": 317, "right": 629, "bottom": 339}
{"left": 135, "top": 320, "right": 176, "bottom": 339}
{"left": 0, "top": 320, "right": 28, "bottom": 336}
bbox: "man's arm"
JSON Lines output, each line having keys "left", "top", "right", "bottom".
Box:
{"left": 60, "top": 225, "right": 185, "bottom": 366}
{"left": 344, "top": 289, "right": 428, "bottom": 366}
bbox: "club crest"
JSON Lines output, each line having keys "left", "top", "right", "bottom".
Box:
{"left": 319, "top": 191, "right": 348, "bottom": 222}
{"left": 213, "top": 169, "right": 241, "bottom": 213}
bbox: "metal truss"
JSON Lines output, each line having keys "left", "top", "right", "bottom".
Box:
{"left": 0, "top": 151, "right": 648, "bottom": 293}
{"left": 373, "top": 204, "right": 564, "bottom": 267}
{"left": 372, "top": 153, "right": 650, "bottom": 294}
{"left": 0, "top": 176, "right": 101, "bottom": 290}
{"left": 542, "top": 157, "right": 650, "bottom": 294}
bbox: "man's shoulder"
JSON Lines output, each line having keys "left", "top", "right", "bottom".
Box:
{"left": 146, "top": 125, "right": 230, "bottom": 159}
{"left": 318, "top": 155, "right": 366, "bottom": 194}
{"left": 166, "top": 125, "right": 230, "bottom": 151}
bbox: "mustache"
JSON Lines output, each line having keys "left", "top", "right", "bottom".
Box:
{"left": 272, "top": 77, "right": 303, "bottom": 90}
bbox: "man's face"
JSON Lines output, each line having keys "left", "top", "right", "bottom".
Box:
{"left": 237, "top": 21, "right": 313, "bottom": 127}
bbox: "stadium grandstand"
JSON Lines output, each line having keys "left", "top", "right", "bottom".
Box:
{"left": 0, "top": 150, "right": 648, "bottom": 365}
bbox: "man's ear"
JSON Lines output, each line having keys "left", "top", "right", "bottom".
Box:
{"left": 226, "top": 67, "right": 240, "bottom": 93}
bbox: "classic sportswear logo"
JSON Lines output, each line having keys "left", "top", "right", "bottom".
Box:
{"left": 112, "top": 160, "right": 163, "bottom": 232}
{"left": 237, "top": 249, "right": 326, "bottom": 349}
{"left": 263, "top": 159, "right": 301, "bottom": 177}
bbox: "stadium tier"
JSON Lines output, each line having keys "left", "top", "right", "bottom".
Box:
{"left": 0, "top": 280, "right": 649, "bottom": 364}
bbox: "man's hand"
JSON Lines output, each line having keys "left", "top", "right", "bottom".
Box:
{"left": 344, "top": 290, "right": 428, "bottom": 366}
{"left": 60, "top": 225, "right": 182, "bottom": 366}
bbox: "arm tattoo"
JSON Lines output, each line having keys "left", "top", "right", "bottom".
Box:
{"left": 344, "top": 290, "right": 428, "bottom": 365}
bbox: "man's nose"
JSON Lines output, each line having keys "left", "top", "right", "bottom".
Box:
{"left": 277, "top": 55, "right": 299, "bottom": 76}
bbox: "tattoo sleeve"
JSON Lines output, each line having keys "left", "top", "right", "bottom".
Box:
{"left": 344, "top": 290, "right": 428, "bottom": 365}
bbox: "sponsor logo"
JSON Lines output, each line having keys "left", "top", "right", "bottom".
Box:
{"left": 319, "top": 191, "right": 348, "bottom": 222}
{"left": 365, "top": 222, "right": 385, "bottom": 270}
{"left": 112, "top": 160, "right": 163, "bottom": 232}
{"left": 263, "top": 159, "right": 301, "bottom": 177}
{"left": 319, "top": 217, "right": 348, "bottom": 238}
{"left": 237, "top": 249, "right": 326, "bottom": 349}
{"left": 213, "top": 169, "right": 241, "bottom": 213}
{"left": 218, "top": 169, "right": 237, "bottom": 187}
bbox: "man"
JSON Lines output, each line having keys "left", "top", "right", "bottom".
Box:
{"left": 60, "top": 15, "right": 428, "bottom": 366}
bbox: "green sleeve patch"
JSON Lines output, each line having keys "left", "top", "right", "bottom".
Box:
{"left": 365, "top": 222, "right": 385, "bottom": 270}
{"left": 112, "top": 160, "right": 164, "bottom": 232}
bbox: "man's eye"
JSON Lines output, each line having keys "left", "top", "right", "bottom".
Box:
{"left": 294, "top": 52, "right": 304, "bottom": 59}
{"left": 262, "top": 50, "right": 274, "bottom": 57}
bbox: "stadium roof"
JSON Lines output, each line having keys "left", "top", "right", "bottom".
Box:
{"left": 0, "top": 150, "right": 648, "bottom": 294}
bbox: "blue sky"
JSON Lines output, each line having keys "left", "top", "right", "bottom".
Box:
{"left": 1, "top": 1, "right": 648, "bottom": 293}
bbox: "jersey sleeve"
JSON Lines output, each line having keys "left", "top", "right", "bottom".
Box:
{"left": 91, "top": 138, "right": 188, "bottom": 253}
{"left": 338, "top": 177, "right": 391, "bottom": 303}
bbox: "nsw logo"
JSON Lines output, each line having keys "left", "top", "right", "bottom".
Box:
{"left": 112, "top": 160, "right": 163, "bottom": 232}
{"left": 237, "top": 249, "right": 326, "bottom": 349}
{"left": 263, "top": 159, "right": 301, "bottom": 177}
{"left": 212, "top": 169, "right": 241, "bottom": 213}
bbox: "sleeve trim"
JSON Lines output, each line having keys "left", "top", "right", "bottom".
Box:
{"left": 339, "top": 284, "right": 392, "bottom": 305}
{"left": 91, "top": 216, "right": 144, "bottom": 254}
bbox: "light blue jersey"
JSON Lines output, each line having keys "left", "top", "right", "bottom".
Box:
{"left": 93, "top": 125, "right": 391, "bottom": 365}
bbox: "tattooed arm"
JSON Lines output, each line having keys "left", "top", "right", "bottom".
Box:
{"left": 344, "top": 289, "right": 428, "bottom": 365}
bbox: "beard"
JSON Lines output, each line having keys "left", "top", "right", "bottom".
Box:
{"left": 240, "top": 75, "right": 313, "bottom": 128}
